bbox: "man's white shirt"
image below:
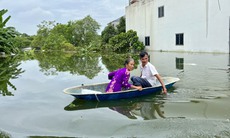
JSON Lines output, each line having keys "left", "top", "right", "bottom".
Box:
{"left": 140, "top": 62, "right": 158, "bottom": 86}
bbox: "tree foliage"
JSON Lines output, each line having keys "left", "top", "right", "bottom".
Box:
{"left": 11, "top": 33, "right": 32, "bottom": 49}
{"left": 31, "top": 15, "right": 100, "bottom": 51}
{"left": 50, "top": 23, "right": 73, "bottom": 45}
{"left": 109, "top": 30, "right": 144, "bottom": 53}
{"left": 116, "top": 16, "right": 126, "bottom": 34}
{"left": 101, "top": 24, "right": 117, "bottom": 44}
{"left": 0, "top": 9, "right": 19, "bottom": 54}
{"left": 101, "top": 16, "right": 126, "bottom": 45}
{"left": 0, "top": 9, "right": 11, "bottom": 28}
{"left": 0, "top": 130, "right": 11, "bottom": 138}
{"left": 72, "top": 15, "right": 100, "bottom": 47}
{"left": 101, "top": 17, "right": 144, "bottom": 53}
{"left": 31, "top": 21, "right": 55, "bottom": 49}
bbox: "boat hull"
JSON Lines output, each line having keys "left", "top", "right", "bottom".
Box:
{"left": 64, "top": 77, "right": 179, "bottom": 101}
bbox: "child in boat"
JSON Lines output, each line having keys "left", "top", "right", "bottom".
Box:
{"left": 105, "top": 58, "right": 142, "bottom": 93}
{"left": 131, "top": 51, "right": 167, "bottom": 94}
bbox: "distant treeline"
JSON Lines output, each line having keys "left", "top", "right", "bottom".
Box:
{"left": 0, "top": 9, "right": 144, "bottom": 55}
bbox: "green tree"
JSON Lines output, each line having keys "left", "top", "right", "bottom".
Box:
{"left": 31, "top": 16, "right": 100, "bottom": 51}
{"left": 101, "top": 16, "right": 126, "bottom": 46}
{"left": 0, "top": 9, "right": 10, "bottom": 28}
{"left": 31, "top": 21, "right": 55, "bottom": 49}
{"left": 0, "top": 130, "right": 11, "bottom": 138}
{"left": 43, "top": 33, "right": 66, "bottom": 50}
{"left": 109, "top": 30, "right": 144, "bottom": 53}
{"left": 101, "top": 24, "right": 117, "bottom": 44}
{"left": 116, "top": 16, "right": 126, "bottom": 34}
{"left": 64, "top": 21, "right": 77, "bottom": 46}
{"left": 50, "top": 23, "right": 73, "bottom": 44}
{"left": 12, "top": 33, "right": 32, "bottom": 49}
{"left": 0, "top": 9, "right": 19, "bottom": 54}
{"left": 72, "top": 15, "right": 100, "bottom": 47}
{"left": 49, "top": 23, "right": 76, "bottom": 51}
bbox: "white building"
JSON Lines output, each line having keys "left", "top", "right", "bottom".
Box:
{"left": 126, "top": 0, "right": 230, "bottom": 53}
{"left": 109, "top": 16, "right": 125, "bottom": 28}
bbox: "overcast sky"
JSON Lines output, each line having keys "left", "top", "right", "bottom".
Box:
{"left": 0, "top": 0, "right": 128, "bottom": 35}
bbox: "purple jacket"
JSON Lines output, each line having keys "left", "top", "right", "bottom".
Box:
{"left": 105, "top": 68, "right": 131, "bottom": 92}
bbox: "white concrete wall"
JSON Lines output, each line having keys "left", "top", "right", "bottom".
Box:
{"left": 154, "top": 0, "right": 207, "bottom": 52}
{"left": 126, "top": 0, "right": 154, "bottom": 50}
{"left": 206, "top": 0, "right": 230, "bottom": 53}
{"left": 126, "top": 0, "right": 230, "bottom": 53}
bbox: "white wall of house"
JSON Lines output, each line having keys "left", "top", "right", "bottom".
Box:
{"left": 126, "top": 0, "right": 230, "bottom": 53}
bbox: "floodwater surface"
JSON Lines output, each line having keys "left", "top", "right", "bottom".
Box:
{"left": 0, "top": 51, "right": 230, "bottom": 138}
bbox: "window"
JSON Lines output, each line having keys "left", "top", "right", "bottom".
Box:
{"left": 158, "top": 6, "right": 164, "bottom": 18}
{"left": 176, "top": 33, "right": 184, "bottom": 45}
{"left": 145, "top": 36, "right": 150, "bottom": 46}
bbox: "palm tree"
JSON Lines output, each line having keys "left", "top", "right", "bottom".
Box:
{"left": 0, "top": 9, "right": 19, "bottom": 55}
{"left": 0, "top": 9, "right": 11, "bottom": 28}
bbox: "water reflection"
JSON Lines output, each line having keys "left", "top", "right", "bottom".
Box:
{"left": 228, "top": 54, "right": 230, "bottom": 67}
{"left": 0, "top": 56, "right": 24, "bottom": 96}
{"left": 175, "top": 57, "right": 184, "bottom": 70}
{"left": 101, "top": 53, "right": 139, "bottom": 72}
{"left": 34, "top": 51, "right": 102, "bottom": 79}
{"left": 64, "top": 96, "right": 166, "bottom": 120}
{"left": 33, "top": 51, "right": 140, "bottom": 79}
{"left": 109, "top": 102, "right": 166, "bottom": 120}
{"left": 228, "top": 53, "right": 230, "bottom": 70}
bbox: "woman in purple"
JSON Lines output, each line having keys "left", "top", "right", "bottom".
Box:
{"left": 105, "top": 58, "right": 142, "bottom": 93}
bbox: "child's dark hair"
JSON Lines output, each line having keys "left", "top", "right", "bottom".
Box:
{"left": 124, "top": 58, "right": 134, "bottom": 66}
{"left": 139, "top": 51, "right": 148, "bottom": 58}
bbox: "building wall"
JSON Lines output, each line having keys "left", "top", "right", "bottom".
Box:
{"left": 126, "top": 0, "right": 230, "bottom": 53}
{"left": 126, "top": 0, "right": 153, "bottom": 50}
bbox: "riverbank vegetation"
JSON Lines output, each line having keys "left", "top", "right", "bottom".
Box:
{"left": 0, "top": 9, "right": 144, "bottom": 56}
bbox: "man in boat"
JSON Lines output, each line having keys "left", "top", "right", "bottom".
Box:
{"left": 131, "top": 51, "right": 167, "bottom": 94}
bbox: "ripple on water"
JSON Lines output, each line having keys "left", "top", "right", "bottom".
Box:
{"left": 167, "top": 87, "right": 229, "bottom": 101}
{"left": 154, "top": 87, "right": 230, "bottom": 120}
{"left": 107, "top": 118, "right": 230, "bottom": 138}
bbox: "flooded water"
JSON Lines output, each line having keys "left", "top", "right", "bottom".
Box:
{"left": 0, "top": 51, "right": 230, "bottom": 138}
